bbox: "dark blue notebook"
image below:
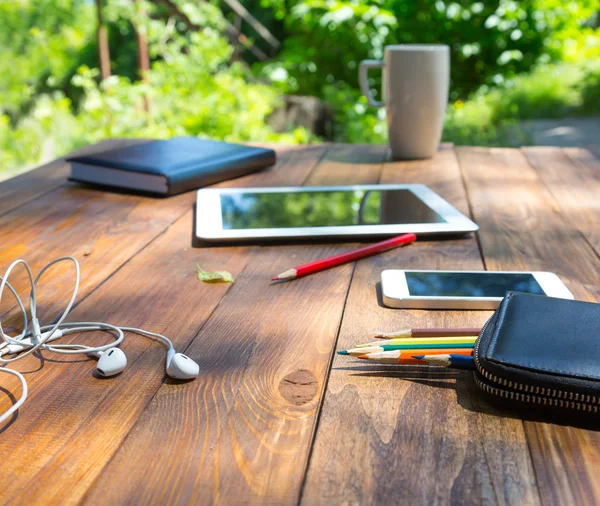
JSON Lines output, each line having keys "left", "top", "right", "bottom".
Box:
{"left": 68, "top": 137, "right": 276, "bottom": 196}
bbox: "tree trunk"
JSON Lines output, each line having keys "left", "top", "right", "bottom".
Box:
{"left": 95, "top": 0, "right": 111, "bottom": 80}
{"left": 133, "top": 0, "right": 151, "bottom": 111}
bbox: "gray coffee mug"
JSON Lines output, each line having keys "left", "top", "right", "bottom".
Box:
{"left": 359, "top": 45, "right": 450, "bottom": 159}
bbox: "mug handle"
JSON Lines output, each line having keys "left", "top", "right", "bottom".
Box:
{"left": 359, "top": 60, "right": 384, "bottom": 107}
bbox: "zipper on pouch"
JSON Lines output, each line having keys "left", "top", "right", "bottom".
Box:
{"left": 473, "top": 317, "right": 599, "bottom": 413}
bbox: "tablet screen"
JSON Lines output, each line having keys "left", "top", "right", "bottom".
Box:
{"left": 220, "top": 189, "right": 446, "bottom": 229}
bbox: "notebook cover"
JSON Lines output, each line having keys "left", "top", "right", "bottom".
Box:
{"left": 68, "top": 137, "right": 276, "bottom": 196}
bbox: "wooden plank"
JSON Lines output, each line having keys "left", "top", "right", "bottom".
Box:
{"left": 302, "top": 146, "right": 541, "bottom": 506}
{"left": 0, "top": 144, "right": 313, "bottom": 319}
{"left": 78, "top": 146, "right": 387, "bottom": 505}
{"left": 457, "top": 147, "right": 600, "bottom": 303}
{"left": 0, "top": 144, "right": 318, "bottom": 320}
{"left": 0, "top": 144, "right": 321, "bottom": 504}
{"left": 0, "top": 186, "right": 191, "bottom": 314}
{"left": 522, "top": 146, "right": 600, "bottom": 257}
{"left": 1, "top": 215, "right": 252, "bottom": 504}
{"left": 456, "top": 146, "right": 600, "bottom": 506}
{"left": 219, "top": 144, "right": 327, "bottom": 188}
{"left": 305, "top": 144, "right": 388, "bottom": 186}
{"left": 0, "top": 139, "right": 150, "bottom": 216}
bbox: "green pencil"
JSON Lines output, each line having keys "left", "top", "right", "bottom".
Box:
{"left": 338, "top": 342, "right": 474, "bottom": 356}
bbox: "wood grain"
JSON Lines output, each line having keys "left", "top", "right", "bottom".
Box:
{"left": 302, "top": 146, "right": 540, "bottom": 506}
{"left": 0, "top": 139, "right": 189, "bottom": 324}
{"left": 457, "top": 146, "right": 600, "bottom": 506}
{"left": 457, "top": 147, "right": 600, "bottom": 303}
{"left": 2, "top": 142, "right": 598, "bottom": 506}
{"left": 0, "top": 139, "right": 150, "bottom": 216}
{"left": 522, "top": 146, "right": 600, "bottom": 256}
{"left": 0, "top": 144, "right": 317, "bottom": 324}
{"left": 81, "top": 145, "right": 387, "bottom": 506}
{"left": 0, "top": 143, "right": 321, "bottom": 505}
{"left": 214, "top": 144, "right": 328, "bottom": 189}
{"left": 1, "top": 216, "right": 251, "bottom": 503}
{"left": 305, "top": 144, "right": 389, "bottom": 185}
{"left": 0, "top": 186, "right": 191, "bottom": 313}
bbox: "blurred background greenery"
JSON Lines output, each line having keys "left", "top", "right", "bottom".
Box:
{"left": 1, "top": 0, "right": 599, "bottom": 178}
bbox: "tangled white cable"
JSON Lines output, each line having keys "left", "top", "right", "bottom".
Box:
{"left": 0, "top": 256, "right": 200, "bottom": 425}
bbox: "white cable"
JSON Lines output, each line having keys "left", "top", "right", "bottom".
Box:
{"left": 0, "top": 367, "right": 27, "bottom": 424}
{"left": 118, "top": 327, "right": 174, "bottom": 352}
{"left": 0, "top": 259, "right": 35, "bottom": 346}
{"left": 0, "top": 256, "right": 183, "bottom": 425}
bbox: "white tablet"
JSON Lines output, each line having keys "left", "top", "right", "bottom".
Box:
{"left": 195, "top": 184, "right": 478, "bottom": 241}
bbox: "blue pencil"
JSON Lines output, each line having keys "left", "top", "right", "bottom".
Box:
{"left": 412, "top": 354, "right": 476, "bottom": 370}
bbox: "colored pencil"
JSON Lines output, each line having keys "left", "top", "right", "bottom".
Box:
{"left": 357, "top": 348, "right": 473, "bottom": 364}
{"left": 355, "top": 336, "right": 478, "bottom": 348}
{"left": 413, "top": 354, "right": 476, "bottom": 370}
{"left": 373, "top": 327, "right": 481, "bottom": 338}
{"left": 357, "top": 355, "right": 427, "bottom": 365}
{"left": 340, "top": 346, "right": 474, "bottom": 357}
{"left": 339, "top": 343, "right": 474, "bottom": 356}
{"left": 271, "top": 233, "right": 417, "bottom": 281}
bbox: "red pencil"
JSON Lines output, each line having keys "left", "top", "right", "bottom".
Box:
{"left": 272, "top": 233, "right": 417, "bottom": 281}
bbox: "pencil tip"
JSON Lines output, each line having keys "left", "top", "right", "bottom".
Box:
{"left": 337, "top": 350, "right": 349, "bottom": 355}
{"left": 271, "top": 276, "right": 279, "bottom": 281}
{"left": 357, "top": 354, "right": 368, "bottom": 360}
{"left": 412, "top": 355, "right": 424, "bottom": 359}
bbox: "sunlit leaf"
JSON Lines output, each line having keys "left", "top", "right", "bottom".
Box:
{"left": 197, "top": 265, "right": 234, "bottom": 284}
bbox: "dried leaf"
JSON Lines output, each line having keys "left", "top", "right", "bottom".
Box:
{"left": 196, "top": 265, "right": 234, "bottom": 284}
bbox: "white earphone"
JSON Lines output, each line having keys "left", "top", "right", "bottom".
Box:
{"left": 93, "top": 348, "right": 128, "bottom": 377}
{"left": 0, "top": 256, "right": 200, "bottom": 424}
{"left": 166, "top": 349, "right": 200, "bottom": 379}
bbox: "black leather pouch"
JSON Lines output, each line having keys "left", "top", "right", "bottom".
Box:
{"left": 474, "top": 292, "right": 600, "bottom": 414}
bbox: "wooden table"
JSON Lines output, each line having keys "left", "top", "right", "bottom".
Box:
{"left": 1, "top": 141, "right": 599, "bottom": 506}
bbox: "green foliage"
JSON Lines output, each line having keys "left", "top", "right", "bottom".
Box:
{"left": 251, "top": 0, "right": 600, "bottom": 147}
{"left": 580, "top": 67, "right": 600, "bottom": 113}
{"left": 490, "top": 64, "right": 583, "bottom": 120}
{"left": 0, "top": 0, "right": 94, "bottom": 118}
{"left": 1, "top": 0, "right": 599, "bottom": 176}
{"left": 322, "top": 84, "right": 386, "bottom": 144}
{"left": 444, "top": 60, "right": 600, "bottom": 145}
{"left": 258, "top": 0, "right": 600, "bottom": 102}
{"left": 337, "top": 61, "right": 599, "bottom": 147}
{"left": 539, "top": 0, "right": 600, "bottom": 61}
{"left": 443, "top": 97, "right": 530, "bottom": 147}
{"left": 0, "top": 95, "right": 82, "bottom": 179}
{"left": 0, "top": 0, "right": 307, "bottom": 177}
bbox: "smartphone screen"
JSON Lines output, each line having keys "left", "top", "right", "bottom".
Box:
{"left": 405, "top": 272, "right": 545, "bottom": 298}
{"left": 219, "top": 189, "right": 446, "bottom": 229}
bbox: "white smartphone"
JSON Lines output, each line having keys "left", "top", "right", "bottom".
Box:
{"left": 195, "top": 184, "right": 478, "bottom": 241}
{"left": 381, "top": 270, "right": 573, "bottom": 309}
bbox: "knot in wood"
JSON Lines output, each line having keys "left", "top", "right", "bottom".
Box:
{"left": 279, "top": 369, "right": 318, "bottom": 406}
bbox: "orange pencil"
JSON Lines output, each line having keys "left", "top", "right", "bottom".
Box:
{"left": 357, "top": 348, "right": 473, "bottom": 364}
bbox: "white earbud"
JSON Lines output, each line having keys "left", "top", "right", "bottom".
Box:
{"left": 94, "top": 348, "right": 127, "bottom": 377}
{"left": 0, "top": 256, "right": 203, "bottom": 424}
{"left": 166, "top": 349, "right": 199, "bottom": 380}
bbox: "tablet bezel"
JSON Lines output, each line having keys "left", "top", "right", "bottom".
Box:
{"left": 195, "top": 184, "right": 478, "bottom": 241}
